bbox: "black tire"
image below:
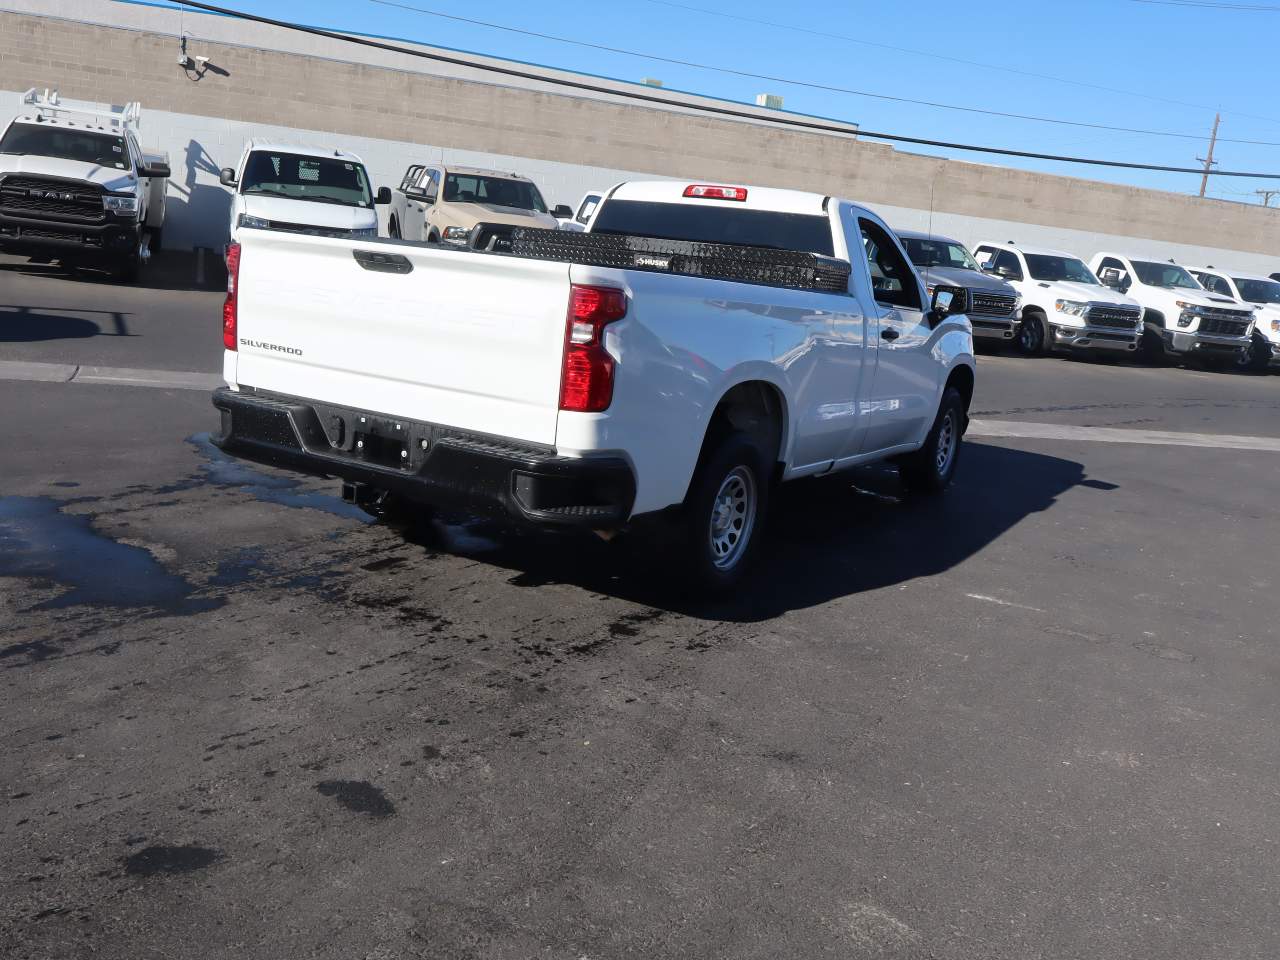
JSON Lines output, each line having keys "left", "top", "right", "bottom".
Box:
{"left": 388, "top": 217, "right": 401, "bottom": 240}
{"left": 1236, "top": 332, "right": 1271, "bottom": 373}
{"left": 425, "top": 230, "right": 440, "bottom": 244}
{"left": 1137, "top": 324, "right": 1167, "bottom": 365}
{"left": 676, "top": 431, "right": 772, "bottom": 593}
{"left": 149, "top": 226, "right": 163, "bottom": 253}
{"left": 899, "top": 387, "right": 965, "bottom": 495}
{"left": 1017, "top": 311, "right": 1049, "bottom": 356}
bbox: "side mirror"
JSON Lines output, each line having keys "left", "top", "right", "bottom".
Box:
{"left": 927, "top": 285, "right": 967, "bottom": 327}
{"left": 219, "top": 167, "right": 238, "bottom": 187}
{"left": 552, "top": 204, "right": 573, "bottom": 219}
{"left": 375, "top": 186, "right": 392, "bottom": 205}
{"left": 140, "top": 161, "right": 170, "bottom": 179}
{"left": 1098, "top": 267, "right": 1123, "bottom": 290}
{"left": 980, "top": 261, "right": 997, "bottom": 274}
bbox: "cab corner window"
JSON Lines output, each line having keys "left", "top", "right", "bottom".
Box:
{"left": 859, "top": 219, "right": 922, "bottom": 311}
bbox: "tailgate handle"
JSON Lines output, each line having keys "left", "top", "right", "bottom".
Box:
{"left": 353, "top": 249, "right": 413, "bottom": 274}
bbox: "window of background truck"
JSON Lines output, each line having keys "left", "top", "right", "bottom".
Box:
{"left": 592, "top": 200, "right": 835, "bottom": 257}
{"left": 859, "top": 219, "right": 923, "bottom": 310}
{"left": 1025, "top": 254, "right": 1096, "bottom": 284}
{"left": 993, "top": 250, "right": 1024, "bottom": 281}
{"left": 903, "top": 238, "right": 981, "bottom": 272}
{"left": 400, "top": 165, "right": 422, "bottom": 190}
{"left": 1131, "top": 260, "right": 1199, "bottom": 290}
{"left": 1195, "top": 273, "right": 1232, "bottom": 297}
{"left": 442, "top": 174, "right": 547, "bottom": 212}
{"left": 0, "top": 123, "right": 130, "bottom": 170}
{"left": 576, "top": 195, "right": 601, "bottom": 224}
{"left": 1234, "top": 277, "right": 1280, "bottom": 304}
{"left": 241, "top": 152, "right": 373, "bottom": 208}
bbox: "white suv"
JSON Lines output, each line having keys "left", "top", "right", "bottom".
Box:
{"left": 972, "top": 242, "right": 1143, "bottom": 357}
{"left": 1187, "top": 267, "right": 1280, "bottom": 371}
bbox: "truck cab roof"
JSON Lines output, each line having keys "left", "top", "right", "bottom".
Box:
{"left": 242, "top": 140, "right": 368, "bottom": 166}
{"left": 975, "top": 241, "right": 1080, "bottom": 260}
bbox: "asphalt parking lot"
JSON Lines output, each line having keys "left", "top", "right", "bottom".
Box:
{"left": 3, "top": 253, "right": 1280, "bottom": 960}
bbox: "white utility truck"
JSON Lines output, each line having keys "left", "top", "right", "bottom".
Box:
{"left": 212, "top": 180, "right": 976, "bottom": 589}
{"left": 220, "top": 141, "right": 386, "bottom": 249}
{"left": 0, "top": 88, "right": 169, "bottom": 281}
{"left": 1088, "top": 252, "right": 1255, "bottom": 366}
{"left": 972, "top": 242, "right": 1143, "bottom": 357}
{"left": 1185, "top": 267, "right": 1280, "bottom": 372}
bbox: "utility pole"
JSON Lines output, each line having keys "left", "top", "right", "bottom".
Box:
{"left": 1198, "top": 112, "right": 1220, "bottom": 198}
{"left": 1256, "top": 189, "right": 1280, "bottom": 208}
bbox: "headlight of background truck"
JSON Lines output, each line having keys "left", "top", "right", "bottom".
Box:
{"left": 441, "top": 226, "right": 470, "bottom": 245}
{"left": 1054, "top": 299, "right": 1087, "bottom": 317}
{"left": 102, "top": 194, "right": 138, "bottom": 215}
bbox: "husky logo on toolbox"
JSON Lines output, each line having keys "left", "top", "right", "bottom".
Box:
{"left": 240, "top": 339, "right": 303, "bottom": 356}
{"left": 634, "top": 254, "right": 672, "bottom": 270}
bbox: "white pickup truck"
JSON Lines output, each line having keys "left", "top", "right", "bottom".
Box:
{"left": 1088, "top": 252, "right": 1255, "bottom": 366}
{"left": 211, "top": 180, "right": 976, "bottom": 589}
{"left": 972, "top": 242, "right": 1143, "bottom": 357}
{"left": 1186, "top": 267, "right": 1280, "bottom": 371}
{"left": 0, "top": 89, "right": 170, "bottom": 281}
{"left": 556, "top": 190, "right": 605, "bottom": 232}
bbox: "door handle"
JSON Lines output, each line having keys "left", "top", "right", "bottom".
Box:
{"left": 352, "top": 249, "right": 412, "bottom": 274}
{"left": 881, "top": 328, "right": 900, "bottom": 342}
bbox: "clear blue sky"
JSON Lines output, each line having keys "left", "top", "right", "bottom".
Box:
{"left": 170, "top": 0, "right": 1280, "bottom": 203}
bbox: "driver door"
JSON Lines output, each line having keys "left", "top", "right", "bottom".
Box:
{"left": 854, "top": 216, "right": 938, "bottom": 455}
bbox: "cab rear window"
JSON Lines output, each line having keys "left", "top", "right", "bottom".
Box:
{"left": 591, "top": 200, "right": 834, "bottom": 257}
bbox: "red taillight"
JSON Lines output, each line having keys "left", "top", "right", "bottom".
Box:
{"left": 560, "top": 284, "right": 627, "bottom": 413}
{"left": 223, "top": 242, "right": 241, "bottom": 351}
{"left": 683, "top": 184, "right": 748, "bottom": 201}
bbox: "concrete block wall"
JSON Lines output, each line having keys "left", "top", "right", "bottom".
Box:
{"left": 2, "top": 5, "right": 1278, "bottom": 274}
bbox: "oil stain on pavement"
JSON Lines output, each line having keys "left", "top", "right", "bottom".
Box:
{"left": 0, "top": 496, "right": 222, "bottom": 615}
{"left": 314, "top": 780, "right": 397, "bottom": 818}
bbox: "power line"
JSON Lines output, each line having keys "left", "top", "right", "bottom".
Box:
{"left": 168, "top": 0, "right": 1280, "bottom": 179}
{"left": 639, "top": 0, "right": 1280, "bottom": 128}
{"left": 365, "top": 0, "right": 1280, "bottom": 146}
{"left": 1130, "top": 1, "right": 1280, "bottom": 9}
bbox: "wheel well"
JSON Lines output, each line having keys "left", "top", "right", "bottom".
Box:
{"left": 946, "top": 365, "right": 975, "bottom": 416}
{"left": 1023, "top": 305, "right": 1046, "bottom": 317}
{"left": 1145, "top": 309, "right": 1165, "bottom": 325}
{"left": 703, "top": 381, "right": 785, "bottom": 469}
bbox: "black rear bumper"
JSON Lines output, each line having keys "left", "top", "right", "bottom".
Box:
{"left": 211, "top": 387, "right": 635, "bottom": 527}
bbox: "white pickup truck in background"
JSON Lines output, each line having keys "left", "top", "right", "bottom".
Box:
{"left": 556, "top": 190, "right": 605, "bottom": 232}
{"left": 973, "top": 242, "right": 1143, "bottom": 357}
{"left": 212, "top": 180, "right": 976, "bottom": 589}
{"left": 220, "top": 141, "right": 387, "bottom": 249}
{"left": 1187, "top": 266, "right": 1280, "bottom": 371}
{"left": 1088, "top": 252, "right": 1256, "bottom": 366}
{"left": 0, "top": 88, "right": 170, "bottom": 281}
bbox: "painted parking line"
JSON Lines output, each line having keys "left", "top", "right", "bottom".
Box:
{"left": 0, "top": 360, "right": 221, "bottom": 391}
{"left": 969, "top": 419, "right": 1280, "bottom": 452}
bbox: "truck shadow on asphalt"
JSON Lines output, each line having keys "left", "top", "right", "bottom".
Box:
{"left": 0, "top": 304, "right": 133, "bottom": 341}
{"left": 0, "top": 252, "right": 220, "bottom": 292}
{"left": 402, "top": 441, "right": 1097, "bottom": 623}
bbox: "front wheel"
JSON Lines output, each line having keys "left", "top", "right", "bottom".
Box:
{"left": 1236, "top": 332, "right": 1271, "bottom": 373}
{"left": 899, "top": 387, "right": 964, "bottom": 495}
{"left": 388, "top": 217, "right": 401, "bottom": 240}
{"left": 1017, "top": 312, "right": 1049, "bottom": 356}
{"left": 677, "top": 431, "right": 772, "bottom": 593}
{"left": 1138, "top": 325, "right": 1167, "bottom": 365}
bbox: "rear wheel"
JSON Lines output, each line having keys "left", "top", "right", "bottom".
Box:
{"left": 1017, "top": 311, "right": 1049, "bottom": 356}
{"left": 677, "top": 431, "right": 772, "bottom": 593}
{"left": 900, "top": 387, "right": 964, "bottom": 495}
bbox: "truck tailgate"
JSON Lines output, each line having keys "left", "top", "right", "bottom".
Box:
{"left": 231, "top": 229, "right": 571, "bottom": 446}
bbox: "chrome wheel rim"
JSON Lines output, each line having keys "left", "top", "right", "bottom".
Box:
{"left": 708, "top": 466, "right": 757, "bottom": 571}
{"left": 936, "top": 410, "right": 957, "bottom": 476}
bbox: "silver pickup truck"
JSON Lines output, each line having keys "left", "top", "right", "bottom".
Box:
{"left": 898, "top": 230, "right": 1021, "bottom": 343}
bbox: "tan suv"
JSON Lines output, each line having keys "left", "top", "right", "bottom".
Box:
{"left": 387, "top": 164, "right": 563, "bottom": 244}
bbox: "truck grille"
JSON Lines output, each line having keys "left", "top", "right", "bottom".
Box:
{"left": 1085, "top": 305, "right": 1142, "bottom": 329}
{"left": 1198, "top": 311, "right": 1251, "bottom": 337}
{"left": 969, "top": 291, "right": 1017, "bottom": 317}
{"left": 0, "top": 175, "right": 105, "bottom": 224}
